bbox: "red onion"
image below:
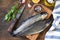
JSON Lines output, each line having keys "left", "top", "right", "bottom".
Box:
{"left": 22, "top": 0, "right": 25, "bottom": 4}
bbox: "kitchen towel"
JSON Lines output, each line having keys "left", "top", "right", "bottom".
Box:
{"left": 45, "top": 0, "right": 60, "bottom": 40}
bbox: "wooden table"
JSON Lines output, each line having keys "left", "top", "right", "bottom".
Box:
{"left": 0, "top": 0, "right": 54, "bottom": 40}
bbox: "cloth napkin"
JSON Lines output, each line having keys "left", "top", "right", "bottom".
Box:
{"left": 45, "top": 0, "right": 60, "bottom": 40}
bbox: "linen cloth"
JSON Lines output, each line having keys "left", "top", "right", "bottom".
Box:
{"left": 45, "top": 0, "right": 60, "bottom": 40}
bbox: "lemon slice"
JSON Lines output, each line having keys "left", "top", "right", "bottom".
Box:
{"left": 47, "top": 0, "right": 54, "bottom": 4}
{"left": 32, "top": 0, "right": 40, "bottom": 3}
{"left": 44, "top": 0, "right": 55, "bottom": 7}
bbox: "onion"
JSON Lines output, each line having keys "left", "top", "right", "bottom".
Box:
{"left": 28, "top": 3, "right": 32, "bottom": 8}
{"left": 22, "top": 0, "right": 25, "bottom": 4}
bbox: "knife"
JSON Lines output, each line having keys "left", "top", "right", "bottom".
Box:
{"left": 8, "top": 5, "right": 25, "bottom": 33}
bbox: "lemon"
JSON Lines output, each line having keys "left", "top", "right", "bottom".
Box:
{"left": 32, "top": 0, "right": 40, "bottom": 3}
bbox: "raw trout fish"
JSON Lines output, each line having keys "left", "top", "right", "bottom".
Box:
{"left": 21, "top": 18, "right": 53, "bottom": 36}
{"left": 11, "top": 12, "right": 48, "bottom": 36}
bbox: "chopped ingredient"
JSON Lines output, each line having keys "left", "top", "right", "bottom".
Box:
{"left": 28, "top": 3, "right": 32, "bottom": 8}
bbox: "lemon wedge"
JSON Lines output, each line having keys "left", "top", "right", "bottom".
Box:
{"left": 32, "top": 0, "right": 40, "bottom": 3}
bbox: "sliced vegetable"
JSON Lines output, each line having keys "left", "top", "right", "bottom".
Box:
{"left": 32, "top": 0, "right": 40, "bottom": 3}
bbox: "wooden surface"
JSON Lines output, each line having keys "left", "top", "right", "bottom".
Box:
{"left": 0, "top": 0, "right": 54, "bottom": 40}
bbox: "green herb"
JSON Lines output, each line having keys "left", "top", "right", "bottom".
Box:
{"left": 12, "top": 14, "right": 16, "bottom": 19}
{"left": 17, "top": 10, "right": 21, "bottom": 14}
{"left": 4, "top": 14, "right": 9, "bottom": 21}
{"left": 4, "top": 5, "right": 18, "bottom": 22}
